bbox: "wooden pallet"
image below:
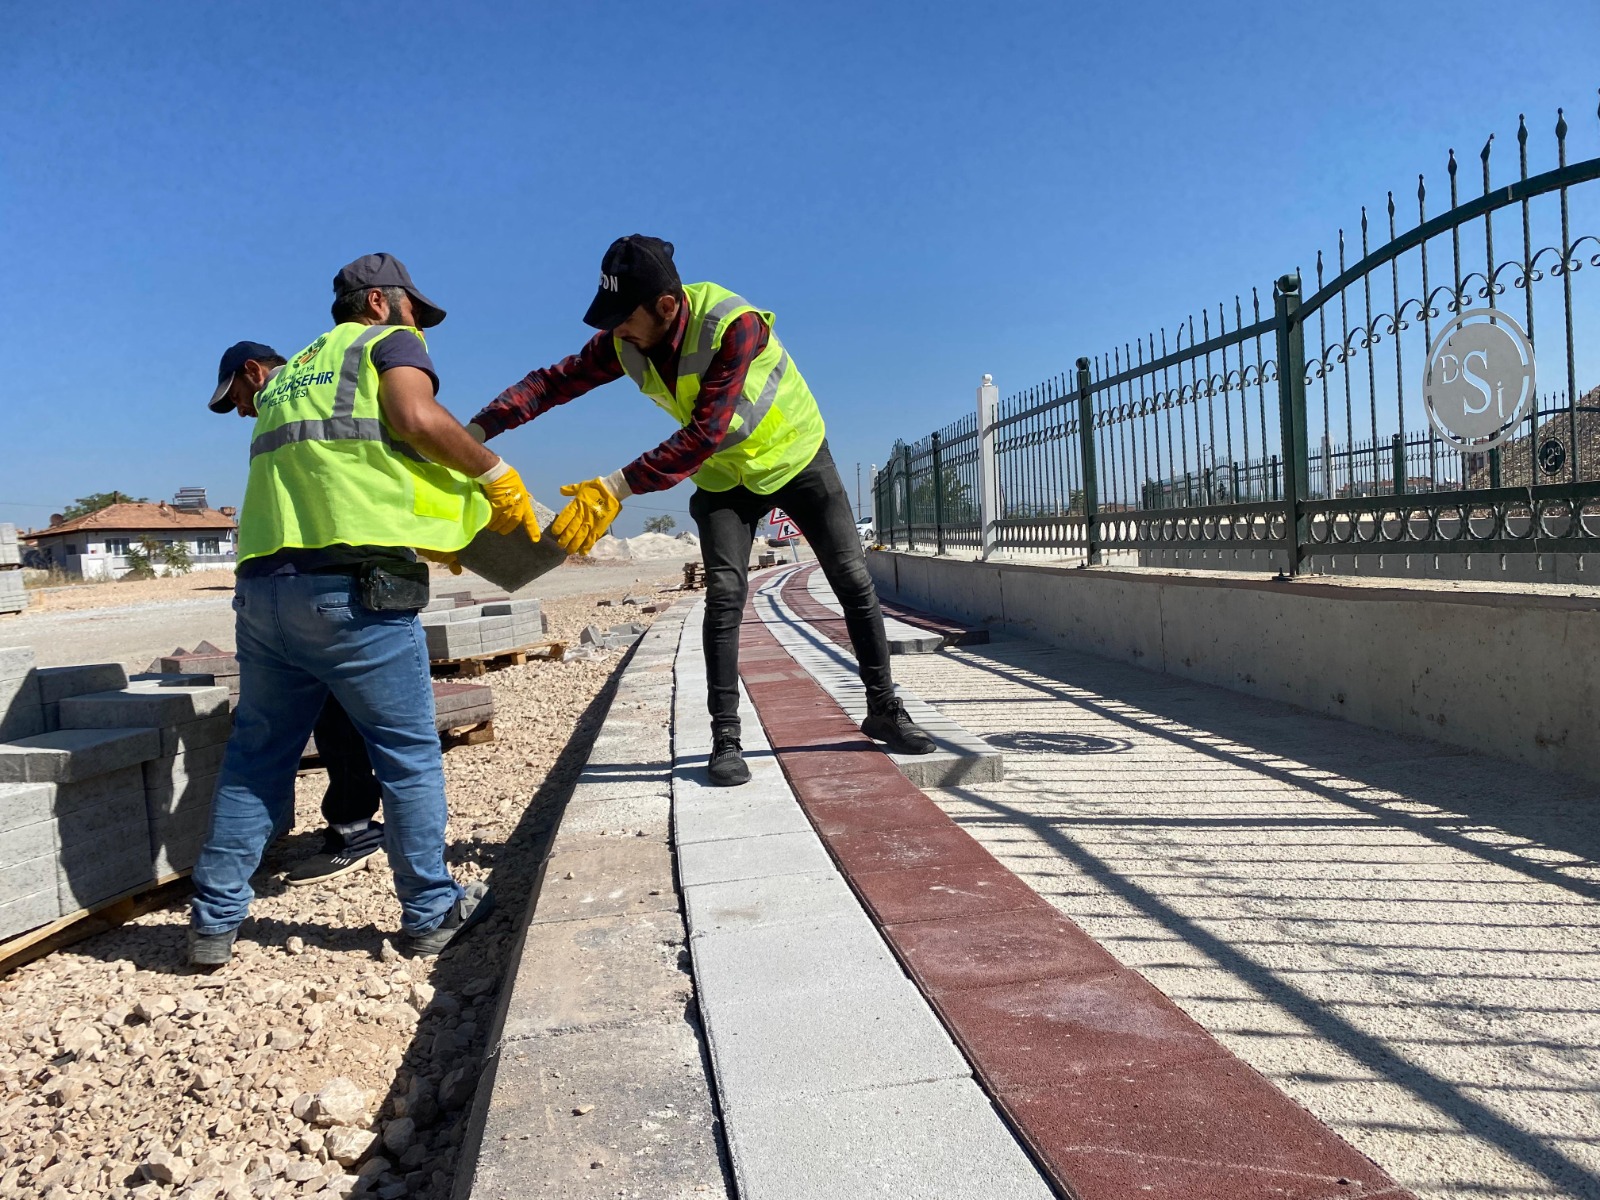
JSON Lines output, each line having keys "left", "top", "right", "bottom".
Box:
{"left": 0, "top": 872, "right": 192, "bottom": 977}
{"left": 429, "top": 640, "right": 566, "bottom": 678}
{"left": 682, "top": 562, "right": 704, "bottom": 589}
{"left": 442, "top": 717, "right": 496, "bottom": 748}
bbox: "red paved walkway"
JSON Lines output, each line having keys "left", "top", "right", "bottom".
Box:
{"left": 738, "top": 587, "right": 1414, "bottom": 1200}
{"left": 778, "top": 564, "right": 988, "bottom": 653}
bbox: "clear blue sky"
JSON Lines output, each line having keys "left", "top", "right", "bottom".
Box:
{"left": 2, "top": 1, "right": 1594, "bottom": 535}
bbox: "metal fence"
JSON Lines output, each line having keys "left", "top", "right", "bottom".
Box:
{"left": 875, "top": 98, "right": 1600, "bottom": 572}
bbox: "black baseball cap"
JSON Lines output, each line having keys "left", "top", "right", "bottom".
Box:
{"left": 583, "top": 235, "right": 680, "bottom": 330}
{"left": 332, "top": 253, "right": 446, "bottom": 328}
{"left": 208, "top": 340, "right": 280, "bottom": 413}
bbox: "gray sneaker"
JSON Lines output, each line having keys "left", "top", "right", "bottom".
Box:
{"left": 402, "top": 882, "right": 495, "bottom": 958}
{"left": 188, "top": 927, "right": 237, "bottom": 967}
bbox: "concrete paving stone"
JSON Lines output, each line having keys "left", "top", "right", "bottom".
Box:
{"left": 155, "top": 652, "right": 237, "bottom": 677}
{"left": 681, "top": 871, "right": 859, "bottom": 937}
{"left": 676, "top": 830, "right": 836, "bottom": 888}
{"left": 159, "top": 712, "right": 234, "bottom": 758}
{"left": 673, "top": 779, "right": 814, "bottom": 846}
{"left": 531, "top": 837, "right": 679, "bottom": 925}
{"left": 145, "top": 771, "right": 219, "bottom": 821}
{"left": 0, "top": 647, "right": 37, "bottom": 681}
{"left": 559, "top": 789, "right": 671, "bottom": 838}
{"left": 725, "top": 1076, "right": 1054, "bottom": 1200}
{"left": 826, "top": 823, "right": 997, "bottom": 876}
{"left": 0, "top": 728, "right": 160, "bottom": 783}
{"left": 141, "top": 742, "right": 229, "bottom": 790}
{"left": 59, "top": 685, "right": 229, "bottom": 729}
{"left": 698, "top": 969, "right": 970, "bottom": 1108}
{"left": 51, "top": 765, "right": 144, "bottom": 816}
{"left": 0, "top": 815, "right": 55, "bottom": 870}
{"left": 477, "top": 615, "right": 513, "bottom": 633}
{"left": 125, "top": 672, "right": 219, "bottom": 690}
{"left": 498, "top": 909, "right": 691, "bottom": 1043}
{"left": 851, "top": 860, "right": 1048, "bottom": 925}
{"left": 1003, "top": 1057, "right": 1402, "bottom": 1200}
{"left": 55, "top": 786, "right": 146, "bottom": 848}
{"left": 0, "top": 781, "right": 54, "bottom": 831}
{"left": 56, "top": 816, "right": 152, "bottom": 911}
{"left": 462, "top": 1018, "right": 727, "bottom": 1200}
{"left": 0, "top": 887, "right": 60, "bottom": 941}
{"left": 891, "top": 907, "right": 1126, "bottom": 993}
{"left": 0, "top": 854, "right": 55, "bottom": 906}
{"left": 800, "top": 784, "right": 965, "bottom": 838}
{"left": 690, "top": 915, "right": 905, "bottom": 998}
{"left": 0, "top": 670, "right": 44, "bottom": 736}
{"left": 153, "top": 825, "right": 210, "bottom": 877}
{"left": 424, "top": 624, "right": 482, "bottom": 658}
{"left": 934, "top": 969, "right": 1227, "bottom": 1091}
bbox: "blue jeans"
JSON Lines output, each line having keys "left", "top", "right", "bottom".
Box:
{"left": 190, "top": 573, "right": 463, "bottom": 937}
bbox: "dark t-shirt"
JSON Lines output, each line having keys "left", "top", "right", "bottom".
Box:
{"left": 238, "top": 330, "right": 442, "bottom": 578}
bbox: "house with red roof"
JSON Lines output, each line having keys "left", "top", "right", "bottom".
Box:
{"left": 22, "top": 490, "right": 238, "bottom": 580}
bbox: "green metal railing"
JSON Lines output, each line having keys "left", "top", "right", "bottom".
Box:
{"left": 875, "top": 97, "right": 1600, "bottom": 572}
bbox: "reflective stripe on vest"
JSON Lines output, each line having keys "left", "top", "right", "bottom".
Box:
{"left": 719, "top": 348, "right": 789, "bottom": 451}
{"left": 251, "top": 327, "right": 401, "bottom": 458}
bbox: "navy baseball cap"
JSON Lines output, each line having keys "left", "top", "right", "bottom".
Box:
{"left": 209, "top": 341, "right": 280, "bottom": 413}
{"left": 583, "top": 235, "right": 680, "bottom": 330}
{"left": 332, "top": 253, "right": 446, "bottom": 328}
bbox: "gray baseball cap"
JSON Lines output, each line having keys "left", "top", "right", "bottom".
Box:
{"left": 332, "top": 253, "right": 446, "bottom": 328}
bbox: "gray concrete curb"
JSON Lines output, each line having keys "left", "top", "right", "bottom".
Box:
{"left": 453, "top": 600, "right": 731, "bottom": 1200}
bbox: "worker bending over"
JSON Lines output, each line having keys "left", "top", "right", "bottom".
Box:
{"left": 470, "top": 236, "right": 935, "bottom": 786}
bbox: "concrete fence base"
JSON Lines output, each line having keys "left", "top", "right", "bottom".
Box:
{"left": 867, "top": 550, "right": 1600, "bottom": 785}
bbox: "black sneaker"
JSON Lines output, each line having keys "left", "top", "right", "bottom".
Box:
{"left": 401, "top": 882, "right": 495, "bottom": 958}
{"left": 861, "top": 699, "right": 938, "bottom": 755}
{"left": 284, "top": 822, "right": 385, "bottom": 887}
{"left": 188, "top": 927, "right": 237, "bottom": 967}
{"left": 707, "top": 730, "right": 751, "bottom": 786}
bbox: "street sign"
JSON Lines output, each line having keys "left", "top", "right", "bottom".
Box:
{"left": 1422, "top": 309, "right": 1536, "bottom": 452}
{"left": 768, "top": 515, "right": 799, "bottom": 539}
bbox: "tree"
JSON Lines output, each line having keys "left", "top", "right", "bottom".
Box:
{"left": 60, "top": 491, "right": 149, "bottom": 521}
{"left": 159, "top": 541, "right": 193, "bottom": 576}
{"left": 122, "top": 536, "right": 159, "bottom": 581}
{"left": 643, "top": 514, "right": 677, "bottom": 534}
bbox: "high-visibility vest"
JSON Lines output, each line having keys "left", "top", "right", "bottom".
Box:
{"left": 237, "top": 323, "right": 492, "bottom": 564}
{"left": 614, "top": 281, "right": 825, "bottom": 494}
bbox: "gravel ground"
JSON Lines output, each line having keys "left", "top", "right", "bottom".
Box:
{"left": 0, "top": 582, "right": 682, "bottom": 1200}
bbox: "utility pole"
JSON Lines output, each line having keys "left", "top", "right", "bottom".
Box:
{"left": 855, "top": 463, "right": 862, "bottom": 519}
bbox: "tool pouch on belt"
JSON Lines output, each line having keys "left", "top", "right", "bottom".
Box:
{"left": 358, "top": 560, "right": 430, "bottom": 613}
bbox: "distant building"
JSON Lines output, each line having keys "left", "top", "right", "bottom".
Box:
{"left": 22, "top": 490, "right": 238, "bottom": 580}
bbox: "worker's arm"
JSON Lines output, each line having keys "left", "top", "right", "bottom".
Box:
{"left": 378, "top": 366, "right": 500, "bottom": 478}
{"left": 468, "top": 332, "right": 625, "bottom": 441}
{"left": 616, "top": 311, "right": 768, "bottom": 495}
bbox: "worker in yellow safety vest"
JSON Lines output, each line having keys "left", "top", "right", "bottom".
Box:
{"left": 469, "top": 236, "right": 936, "bottom": 786}
{"left": 188, "top": 254, "right": 540, "bottom": 966}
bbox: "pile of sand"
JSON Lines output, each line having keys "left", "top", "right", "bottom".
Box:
{"left": 587, "top": 531, "right": 700, "bottom": 562}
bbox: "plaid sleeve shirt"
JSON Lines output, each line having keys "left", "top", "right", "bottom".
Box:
{"left": 471, "top": 308, "right": 770, "bottom": 496}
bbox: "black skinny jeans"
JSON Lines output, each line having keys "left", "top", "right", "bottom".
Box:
{"left": 314, "top": 696, "right": 382, "bottom": 828}
{"left": 690, "top": 441, "right": 893, "bottom": 732}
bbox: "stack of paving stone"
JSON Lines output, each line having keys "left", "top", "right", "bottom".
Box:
{"left": 0, "top": 649, "right": 183, "bottom": 939}
{"left": 155, "top": 641, "right": 239, "bottom": 699}
{"left": 420, "top": 596, "right": 544, "bottom": 661}
{"left": 0, "top": 524, "right": 24, "bottom": 614}
{"left": 55, "top": 681, "right": 233, "bottom": 883}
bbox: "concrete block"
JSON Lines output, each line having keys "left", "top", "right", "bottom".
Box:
{"left": 424, "top": 624, "right": 481, "bottom": 659}
{"left": 145, "top": 771, "right": 218, "bottom": 820}
{"left": 34, "top": 664, "right": 129, "bottom": 705}
{"left": 141, "top": 742, "right": 229, "bottom": 792}
{"left": 56, "top": 787, "right": 145, "bottom": 848}
{"left": 453, "top": 507, "right": 564, "bottom": 592}
{"left": 160, "top": 713, "right": 234, "bottom": 758}
{"left": 0, "top": 542, "right": 19, "bottom": 568}
{"left": 0, "top": 817, "right": 55, "bottom": 871}
{"left": 0, "top": 648, "right": 36, "bottom": 682}
{"left": 0, "top": 728, "right": 160, "bottom": 783}
{"left": 53, "top": 766, "right": 145, "bottom": 817}
{"left": 59, "top": 686, "right": 230, "bottom": 729}
{"left": 1, "top": 780, "right": 57, "bottom": 829}
{"left": 127, "top": 672, "right": 218, "bottom": 688}
{"left": 56, "top": 817, "right": 151, "bottom": 911}
{"left": 481, "top": 597, "right": 542, "bottom": 617}
{"left": 421, "top": 605, "right": 483, "bottom": 625}
{"left": 153, "top": 826, "right": 209, "bottom": 878}
{"left": 0, "top": 888, "right": 60, "bottom": 941}
{"left": 676, "top": 831, "right": 836, "bottom": 888}
{"left": 0, "top": 671, "right": 44, "bottom": 741}
{"left": 1, "top": 854, "right": 55, "bottom": 906}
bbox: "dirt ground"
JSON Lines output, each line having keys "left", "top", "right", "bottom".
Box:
{"left": 0, "top": 581, "right": 683, "bottom": 1199}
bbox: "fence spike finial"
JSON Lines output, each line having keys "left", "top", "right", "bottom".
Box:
{"left": 1517, "top": 113, "right": 1528, "bottom": 149}
{"left": 1481, "top": 131, "right": 1493, "bottom": 165}
{"left": 1447, "top": 148, "right": 1458, "bottom": 178}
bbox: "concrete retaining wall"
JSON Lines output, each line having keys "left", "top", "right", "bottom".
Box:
{"left": 868, "top": 550, "right": 1600, "bottom": 784}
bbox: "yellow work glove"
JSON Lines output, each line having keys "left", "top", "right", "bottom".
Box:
{"left": 475, "top": 459, "right": 542, "bottom": 542}
{"left": 416, "top": 548, "right": 463, "bottom": 575}
{"left": 551, "top": 475, "right": 624, "bottom": 556}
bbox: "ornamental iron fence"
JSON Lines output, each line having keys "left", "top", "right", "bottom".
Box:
{"left": 874, "top": 97, "right": 1600, "bottom": 573}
